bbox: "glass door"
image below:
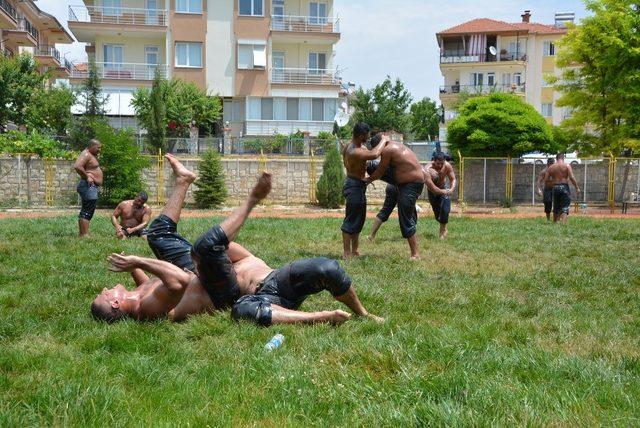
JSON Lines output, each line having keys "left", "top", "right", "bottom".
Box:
{"left": 272, "top": 0, "right": 284, "bottom": 30}
{"left": 146, "top": 46, "right": 159, "bottom": 79}
{"left": 146, "top": 0, "right": 159, "bottom": 25}
{"left": 272, "top": 51, "right": 285, "bottom": 83}
{"left": 309, "top": 2, "right": 327, "bottom": 25}
{"left": 104, "top": 44, "right": 124, "bottom": 77}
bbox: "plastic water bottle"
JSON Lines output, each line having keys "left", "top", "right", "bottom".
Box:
{"left": 264, "top": 334, "right": 285, "bottom": 351}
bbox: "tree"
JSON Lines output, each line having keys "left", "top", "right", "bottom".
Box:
{"left": 95, "top": 123, "right": 149, "bottom": 206}
{"left": 194, "top": 149, "right": 228, "bottom": 209}
{"left": 552, "top": 0, "right": 640, "bottom": 156}
{"left": 316, "top": 143, "right": 345, "bottom": 208}
{"left": 69, "top": 59, "right": 109, "bottom": 150}
{"left": 410, "top": 98, "right": 440, "bottom": 141}
{"left": 0, "top": 54, "right": 44, "bottom": 127}
{"left": 351, "top": 77, "right": 412, "bottom": 135}
{"left": 132, "top": 77, "right": 222, "bottom": 150}
{"left": 25, "top": 85, "right": 76, "bottom": 136}
{"left": 447, "top": 93, "right": 557, "bottom": 158}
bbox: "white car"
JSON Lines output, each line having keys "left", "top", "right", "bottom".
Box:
{"left": 520, "top": 152, "right": 581, "bottom": 166}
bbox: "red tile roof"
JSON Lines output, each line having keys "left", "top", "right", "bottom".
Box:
{"left": 438, "top": 18, "right": 566, "bottom": 36}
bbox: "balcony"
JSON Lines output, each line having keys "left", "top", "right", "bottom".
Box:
{"left": 271, "top": 68, "right": 339, "bottom": 86}
{"left": 68, "top": 5, "right": 167, "bottom": 42}
{"left": 71, "top": 62, "right": 168, "bottom": 81}
{"left": 3, "top": 18, "right": 39, "bottom": 48}
{"left": 0, "top": 0, "right": 17, "bottom": 29}
{"left": 440, "top": 50, "right": 527, "bottom": 64}
{"left": 245, "top": 120, "right": 334, "bottom": 137}
{"left": 270, "top": 15, "right": 340, "bottom": 44}
{"left": 439, "top": 84, "right": 525, "bottom": 95}
{"left": 34, "top": 45, "right": 62, "bottom": 67}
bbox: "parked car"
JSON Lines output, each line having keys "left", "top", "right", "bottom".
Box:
{"left": 519, "top": 152, "right": 581, "bottom": 166}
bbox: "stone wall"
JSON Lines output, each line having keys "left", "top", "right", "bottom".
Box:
{"left": 1, "top": 156, "right": 636, "bottom": 207}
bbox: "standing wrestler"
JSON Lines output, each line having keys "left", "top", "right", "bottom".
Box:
{"left": 423, "top": 152, "right": 457, "bottom": 239}
{"left": 543, "top": 153, "right": 581, "bottom": 225}
{"left": 536, "top": 158, "right": 555, "bottom": 221}
{"left": 341, "top": 123, "right": 388, "bottom": 259}
{"left": 74, "top": 139, "right": 102, "bottom": 237}
{"left": 111, "top": 191, "right": 152, "bottom": 240}
{"left": 367, "top": 134, "right": 425, "bottom": 259}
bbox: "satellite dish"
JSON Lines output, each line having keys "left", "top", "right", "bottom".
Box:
{"left": 489, "top": 46, "right": 497, "bottom": 56}
{"left": 341, "top": 101, "right": 348, "bottom": 111}
{"left": 348, "top": 87, "right": 356, "bottom": 95}
{"left": 334, "top": 111, "right": 350, "bottom": 127}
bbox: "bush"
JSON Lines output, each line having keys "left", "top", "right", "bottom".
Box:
{"left": 316, "top": 143, "right": 345, "bottom": 208}
{"left": 94, "top": 123, "right": 149, "bottom": 206}
{"left": 194, "top": 149, "right": 227, "bottom": 209}
{"left": 0, "top": 131, "right": 75, "bottom": 159}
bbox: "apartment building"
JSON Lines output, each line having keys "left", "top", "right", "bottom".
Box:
{"left": 67, "top": 0, "right": 341, "bottom": 136}
{"left": 0, "top": 0, "right": 74, "bottom": 78}
{"left": 436, "top": 10, "right": 573, "bottom": 142}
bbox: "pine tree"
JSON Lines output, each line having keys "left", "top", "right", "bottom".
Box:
{"left": 316, "top": 143, "right": 345, "bottom": 208}
{"left": 194, "top": 149, "right": 228, "bottom": 209}
{"left": 81, "top": 57, "right": 108, "bottom": 118}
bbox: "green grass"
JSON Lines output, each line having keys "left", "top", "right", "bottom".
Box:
{"left": 0, "top": 214, "right": 639, "bottom": 426}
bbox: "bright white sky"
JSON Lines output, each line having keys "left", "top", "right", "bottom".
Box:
{"left": 39, "top": 0, "right": 589, "bottom": 103}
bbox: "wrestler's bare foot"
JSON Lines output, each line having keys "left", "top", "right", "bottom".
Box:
{"left": 327, "top": 310, "right": 351, "bottom": 325}
{"left": 365, "top": 313, "right": 385, "bottom": 323}
{"left": 342, "top": 251, "right": 352, "bottom": 260}
{"left": 410, "top": 255, "right": 421, "bottom": 261}
{"left": 165, "top": 153, "right": 196, "bottom": 183}
{"left": 250, "top": 171, "right": 272, "bottom": 202}
{"left": 353, "top": 251, "right": 361, "bottom": 257}
{"left": 367, "top": 235, "right": 375, "bottom": 243}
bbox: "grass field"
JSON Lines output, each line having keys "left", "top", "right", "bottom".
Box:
{"left": 0, "top": 213, "right": 639, "bottom": 426}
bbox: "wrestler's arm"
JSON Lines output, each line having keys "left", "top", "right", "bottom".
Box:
{"left": 568, "top": 165, "right": 581, "bottom": 193}
{"left": 129, "top": 206, "right": 152, "bottom": 233}
{"left": 111, "top": 203, "right": 125, "bottom": 237}
{"left": 536, "top": 169, "right": 546, "bottom": 195}
{"left": 74, "top": 152, "right": 90, "bottom": 181}
{"left": 367, "top": 148, "right": 392, "bottom": 183}
{"left": 130, "top": 268, "right": 150, "bottom": 287}
{"left": 447, "top": 164, "right": 457, "bottom": 195}
{"left": 424, "top": 170, "right": 446, "bottom": 195}
{"left": 350, "top": 138, "right": 388, "bottom": 162}
{"left": 227, "top": 242, "right": 254, "bottom": 263}
{"left": 108, "top": 254, "right": 191, "bottom": 292}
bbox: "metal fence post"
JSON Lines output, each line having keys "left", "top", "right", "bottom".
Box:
{"left": 457, "top": 150, "right": 464, "bottom": 211}
{"left": 608, "top": 156, "right": 616, "bottom": 212}
{"left": 483, "top": 158, "right": 487, "bottom": 204}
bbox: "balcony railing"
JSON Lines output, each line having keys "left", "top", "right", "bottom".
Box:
{"left": 1, "top": 47, "right": 13, "bottom": 58}
{"left": 271, "top": 68, "right": 339, "bottom": 85}
{"left": 0, "top": 0, "right": 17, "bottom": 20}
{"left": 35, "top": 45, "right": 62, "bottom": 63}
{"left": 440, "top": 51, "right": 527, "bottom": 64}
{"left": 71, "top": 62, "right": 168, "bottom": 80}
{"left": 439, "top": 84, "right": 525, "bottom": 95}
{"left": 17, "top": 18, "right": 39, "bottom": 42}
{"left": 68, "top": 5, "right": 167, "bottom": 26}
{"left": 270, "top": 15, "right": 340, "bottom": 33}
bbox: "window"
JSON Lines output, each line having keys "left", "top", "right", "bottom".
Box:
{"left": 104, "top": 0, "right": 122, "bottom": 16}
{"left": 324, "top": 99, "right": 337, "bottom": 121}
{"left": 310, "top": 2, "right": 328, "bottom": 24}
{"left": 223, "top": 99, "right": 244, "bottom": 122}
{"left": 487, "top": 72, "right": 495, "bottom": 87}
{"left": 308, "top": 52, "right": 326, "bottom": 74}
{"left": 175, "top": 42, "right": 202, "bottom": 67}
{"left": 501, "top": 73, "right": 511, "bottom": 87}
{"left": 312, "top": 98, "right": 324, "bottom": 121}
{"left": 514, "top": 72, "right": 522, "bottom": 86}
{"left": 299, "top": 98, "right": 312, "bottom": 120}
{"left": 248, "top": 97, "right": 261, "bottom": 119}
{"left": 287, "top": 98, "right": 299, "bottom": 120}
{"left": 261, "top": 98, "right": 273, "bottom": 120}
{"left": 541, "top": 103, "right": 553, "bottom": 117}
{"left": 543, "top": 41, "right": 556, "bottom": 56}
{"left": 103, "top": 44, "right": 124, "bottom": 67}
{"left": 239, "top": 0, "right": 263, "bottom": 16}
{"left": 237, "top": 43, "right": 266, "bottom": 69}
{"left": 471, "top": 73, "right": 484, "bottom": 86}
{"left": 176, "top": 0, "right": 202, "bottom": 13}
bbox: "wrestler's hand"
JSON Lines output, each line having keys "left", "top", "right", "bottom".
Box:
{"left": 86, "top": 173, "right": 95, "bottom": 186}
{"left": 366, "top": 313, "right": 385, "bottom": 323}
{"left": 108, "top": 253, "right": 139, "bottom": 272}
{"left": 116, "top": 229, "right": 126, "bottom": 239}
{"left": 537, "top": 189, "right": 542, "bottom": 197}
{"left": 125, "top": 227, "right": 134, "bottom": 235}
{"left": 251, "top": 171, "right": 272, "bottom": 201}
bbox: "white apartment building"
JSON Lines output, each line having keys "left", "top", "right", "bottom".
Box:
{"left": 67, "top": 0, "right": 341, "bottom": 136}
{"left": 437, "top": 11, "right": 574, "bottom": 142}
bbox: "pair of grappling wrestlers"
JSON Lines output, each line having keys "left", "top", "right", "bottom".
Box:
{"left": 341, "top": 124, "right": 456, "bottom": 260}
{"left": 92, "top": 154, "right": 384, "bottom": 326}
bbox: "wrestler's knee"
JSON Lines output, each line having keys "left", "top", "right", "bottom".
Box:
{"left": 315, "top": 258, "right": 352, "bottom": 296}
{"left": 193, "top": 225, "right": 228, "bottom": 257}
{"left": 232, "top": 296, "right": 273, "bottom": 326}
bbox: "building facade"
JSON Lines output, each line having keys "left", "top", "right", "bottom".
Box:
{"left": 0, "top": 0, "right": 74, "bottom": 78}
{"left": 67, "top": 0, "right": 341, "bottom": 136}
{"left": 437, "top": 11, "right": 573, "bottom": 142}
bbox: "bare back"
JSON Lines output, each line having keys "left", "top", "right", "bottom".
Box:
{"left": 343, "top": 142, "right": 367, "bottom": 179}
{"left": 538, "top": 167, "right": 555, "bottom": 189}
{"left": 382, "top": 142, "right": 424, "bottom": 184}
{"left": 546, "top": 162, "right": 572, "bottom": 185}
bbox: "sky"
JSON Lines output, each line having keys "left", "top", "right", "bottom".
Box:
{"left": 39, "top": 0, "right": 589, "bottom": 103}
